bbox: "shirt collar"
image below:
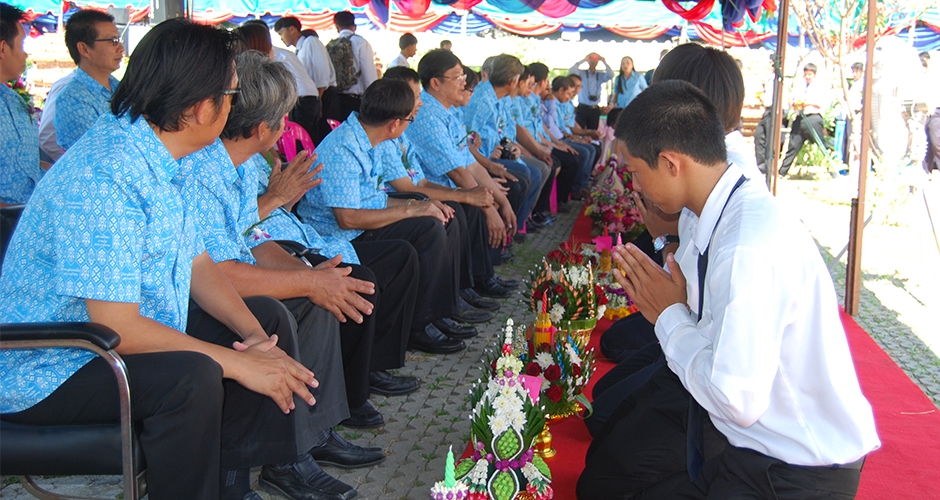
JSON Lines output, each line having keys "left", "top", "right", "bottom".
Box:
{"left": 346, "top": 113, "right": 375, "bottom": 154}
{"left": 74, "top": 67, "right": 118, "bottom": 95}
{"left": 339, "top": 29, "right": 354, "bottom": 37}
{"left": 121, "top": 113, "right": 183, "bottom": 184}
{"left": 477, "top": 81, "right": 496, "bottom": 103}
{"left": 421, "top": 90, "right": 451, "bottom": 113}
{"left": 691, "top": 163, "right": 744, "bottom": 255}
{"left": 207, "top": 138, "right": 239, "bottom": 186}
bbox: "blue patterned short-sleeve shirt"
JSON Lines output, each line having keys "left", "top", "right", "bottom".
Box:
{"left": 249, "top": 153, "right": 360, "bottom": 264}
{"left": 178, "top": 138, "right": 267, "bottom": 265}
{"left": 0, "top": 84, "right": 42, "bottom": 204}
{"left": 514, "top": 94, "right": 544, "bottom": 140}
{"left": 462, "top": 81, "right": 503, "bottom": 158}
{"left": 402, "top": 91, "right": 472, "bottom": 189}
{"left": 498, "top": 95, "right": 517, "bottom": 142}
{"left": 296, "top": 113, "right": 389, "bottom": 243}
{"left": 555, "top": 100, "right": 576, "bottom": 135}
{"left": 54, "top": 68, "right": 119, "bottom": 151}
{"left": 381, "top": 135, "right": 426, "bottom": 189}
{"left": 0, "top": 112, "right": 204, "bottom": 413}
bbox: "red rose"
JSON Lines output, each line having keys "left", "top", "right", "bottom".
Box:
{"left": 537, "top": 342, "right": 552, "bottom": 353}
{"left": 598, "top": 293, "right": 609, "bottom": 306}
{"left": 544, "top": 364, "right": 561, "bottom": 381}
{"left": 572, "top": 364, "right": 583, "bottom": 377}
{"left": 572, "top": 254, "right": 583, "bottom": 265}
{"left": 546, "top": 385, "right": 564, "bottom": 403}
{"left": 525, "top": 362, "right": 541, "bottom": 376}
{"left": 560, "top": 295, "right": 569, "bottom": 306}
{"left": 533, "top": 289, "right": 543, "bottom": 300}
{"left": 594, "top": 284, "right": 604, "bottom": 296}
{"left": 490, "top": 359, "right": 498, "bottom": 371}
{"left": 554, "top": 284, "right": 564, "bottom": 295}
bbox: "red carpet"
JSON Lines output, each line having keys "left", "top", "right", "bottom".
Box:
{"left": 540, "top": 211, "right": 940, "bottom": 499}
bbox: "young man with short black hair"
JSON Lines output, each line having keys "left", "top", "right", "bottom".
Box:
{"left": 588, "top": 80, "right": 879, "bottom": 499}
{"left": 388, "top": 32, "right": 417, "bottom": 69}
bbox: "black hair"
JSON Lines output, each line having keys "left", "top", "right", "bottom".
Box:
{"left": 384, "top": 65, "right": 419, "bottom": 84}
{"left": 568, "top": 73, "right": 582, "bottom": 82}
{"left": 399, "top": 32, "right": 417, "bottom": 50}
{"left": 333, "top": 11, "right": 355, "bottom": 29}
{"left": 488, "top": 54, "right": 523, "bottom": 87}
{"left": 440, "top": 39, "right": 451, "bottom": 49}
{"left": 234, "top": 20, "right": 272, "bottom": 54}
{"left": 803, "top": 63, "right": 817, "bottom": 73}
{"left": 615, "top": 80, "right": 726, "bottom": 170}
{"left": 519, "top": 65, "right": 533, "bottom": 82}
{"left": 359, "top": 78, "right": 415, "bottom": 126}
{"left": 111, "top": 18, "right": 236, "bottom": 132}
{"left": 851, "top": 62, "right": 864, "bottom": 72}
{"left": 1, "top": 2, "right": 27, "bottom": 48}
{"left": 652, "top": 43, "right": 745, "bottom": 133}
{"left": 64, "top": 9, "right": 115, "bottom": 65}
{"left": 417, "top": 48, "right": 462, "bottom": 89}
{"left": 528, "top": 62, "right": 549, "bottom": 83}
{"left": 462, "top": 64, "right": 479, "bottom": 92}
{"left": 300, "top": 29, "right": 318, "bottom": 38}
{"left": 551, "top": 76, "right": 573, "bottom": 92}
{"left": 273, "top": 16, "right": 301, "bottom": 32}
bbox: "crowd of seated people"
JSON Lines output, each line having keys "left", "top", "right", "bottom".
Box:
{"left": 0, "top": 6, "right": 610, "bottom": 498}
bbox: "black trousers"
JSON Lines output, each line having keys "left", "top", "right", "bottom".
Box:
{"left": 445, "top": 201, "right": 494, "bottom": 288}
{"left": 780, "top": 112, "right": 825, "bottom": 174}
{"left": 4, "top": 297, "right": 301, "bottom": 499}
{"left": 576, "top": 104, "right": 602, "bottom": 130}
{"left": 599, "top": 312, "right": 658, "bottom": 365}
{"left": 354, "top": 216, "right": 460, "bottom": 329}
{"left": 318, "top": 86, "right": 342, "bottom": 143}
{"left": 533, "top": 156, "right": 558, "bottom": 215}
{"left": 289, "top": 95, "right": 321, "bottom": 145}
{"left": 336, "top": 93, "right": 362, "bottom": 123}
{"left": 188, "top": 297, "right": 344, "bottom": 454}
{"left": 754, "top": 107, "right": 789, "bottom": 172}
{"left": 578, "top": 361, "right": 727, "bottom": 500}
{"left": 551, "top": 149, "right": 581, "bottom": 204}
{"left": 348, "top": 239, "right": 419, "bottom": 371}
{"left": 636, "top": 445, "right": 862, "bottom": 500}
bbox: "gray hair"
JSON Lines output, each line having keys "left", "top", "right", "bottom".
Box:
{"left": 488, "top": 54, "right": 524, "bottom": 87}
{"left": 481, "top": 56, "right": 496, "bottom": 79}
{"left": 222, "top": 50, "right": 298, "bottom": 140}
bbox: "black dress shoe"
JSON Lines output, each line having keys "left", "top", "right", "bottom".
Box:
{"left": 409, "top": 324, "right": 466, "bottom": 354}
{"left": 500, "top": 248, "right": 515, "bottom": 263}
{"left": 452, "top": 299, "right": 493, "bottom": 323}
{"left": 512, "top": 232, "right": 526, "bottom": 244}
{"left": 308, "top": 430, "right": 387, "bottom": 469}
{"left": 461, "top": 288, "right": 501, "bottom": 311}
{"left": 474, "top": 276, "right": 513, "bottom": 298}
{"left": 432, "top": 318, "right": 478, "bottom": 340}
{"left": 493, "top": 276, "right": 518, "bottom": 290}
{"left": 369, "top": 370, "right": 419, "bottom": 396}
{"left": 340, "top": 401, "right": 384, "bottom": 429}
{"left": 259, "top": 454, "right": 356, "bottom": 500}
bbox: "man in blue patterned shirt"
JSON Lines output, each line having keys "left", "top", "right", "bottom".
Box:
{"left": 0, "top": 3, "right": 44, "bottom": 206}
{"left": 299, "top": 78, "right": 470, "bottom": 355}
{"left": 551, "top": 75, "right": 598, "bottom": 200}
{"left": 0, "top": 19, "right": 338, "bottom": 500}
{"left": 53, "top": 9, "right": 123, "bottom": 152}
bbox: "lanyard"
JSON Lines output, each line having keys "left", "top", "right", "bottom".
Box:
{"left": 696, "top": 175, "right": 747, "bottom": 321}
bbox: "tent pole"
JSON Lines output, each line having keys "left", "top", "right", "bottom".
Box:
{"left": 766, "top": 0, "right": 789, "bottom": 195}
{"left": 845, "top": 0, "right": 877, "bottom": 316}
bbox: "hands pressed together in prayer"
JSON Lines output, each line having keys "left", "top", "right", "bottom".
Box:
{"left": 265, "top": 150, "right": 322, "bottom": 211}
{"left": 611, "top": 244, "right": 687, "bottom": 325}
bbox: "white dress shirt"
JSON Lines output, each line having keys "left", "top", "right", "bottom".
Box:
{"left": 295, "top": 35, "right": 336, "bottom": 89}
{"left": 656, "top": 164, "right": 880, "bottom": 466}
{"left": 724, "top": 130, "right": 762, "bottom": 182}
{"left": 273, "top": 47, "right": 318, "bottom": 97}
{"left": 337, "top": 29, "right": 377, "bottom": 96}
{"left": 38, "top": 70, "right": 75, "bottom": 162}
{"left": 387, "top": 52, "right": 409, "bottom": 70}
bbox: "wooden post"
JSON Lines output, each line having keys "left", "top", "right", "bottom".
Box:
{"left": 766, "top": 0, "right": 790, "bottom": 195}
{"left": 846, "top": 0, "right": 878, "bottom": 315}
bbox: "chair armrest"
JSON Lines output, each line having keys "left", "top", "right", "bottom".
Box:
{"left": 0, "top": 322, "right": 121, "bottom": 351}
{"left": 387, "top": 192, "right": 430, "bottom": 202}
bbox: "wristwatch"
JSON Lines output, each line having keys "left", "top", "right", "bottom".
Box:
{"left": 653, "top": 234, "right": 679, "bottom": 252}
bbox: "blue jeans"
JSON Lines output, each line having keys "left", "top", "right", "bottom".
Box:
{"left": 502, "top": 159, "right": 541, "bottom": 225}
{"left": 565, "top": 140, "right": 597, "bottom": 191}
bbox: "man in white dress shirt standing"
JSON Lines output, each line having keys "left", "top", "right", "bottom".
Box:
{"left": 328, "top": 10, "right": 377, "bottom": 121}
{"left": 387, "top": 32, "right": 416, "bottom": 70}
{"left": 608, "top": 80, "right": 879, "bottom": 499}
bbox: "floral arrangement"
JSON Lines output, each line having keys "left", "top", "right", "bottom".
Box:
{"left": 453, "top": 320, "right": 553, "bottom": 500}
{"left": 4, "top": 76, "right": 39, "bottom": 121}
{"left": 583, "top": 156, "right": 644, "bottom": 238}
{"left": 522, "top": 331, "right": 596, "bottom": 419}
{"left": 528, "top": 242, "right": 606, "bottom": 333}
{"left": 431, "top": 447, "right": 469, "bottom": 500}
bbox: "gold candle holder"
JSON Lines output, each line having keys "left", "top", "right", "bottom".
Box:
{"left": 534, "top": 421, "right": 556, "bottom": 458}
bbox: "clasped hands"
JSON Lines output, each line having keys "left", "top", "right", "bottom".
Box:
{"left": 611, "top": 244, "right": 688, "bottom": 325}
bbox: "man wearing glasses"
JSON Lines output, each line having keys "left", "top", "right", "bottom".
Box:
{"left": 53, "top": 9, "right": 124, "bottom": 151}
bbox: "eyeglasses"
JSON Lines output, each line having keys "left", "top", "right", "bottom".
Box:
{"left": 439, "top": 74, "right": 468, "bottom": 84}
{"left": 402, "top": 115, "right": 415, "bottom": 123}
{"left": 222, "top": 87, "right": 241, "bottom": 106}
{"left": 462, "top": 87, "right": 475, "bottom": 94}
{"left": 94, "top": 37, "right": 122, "bottom": 47}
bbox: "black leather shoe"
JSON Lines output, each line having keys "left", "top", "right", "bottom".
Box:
{"left": 409, "top": 324, "right": 466, "bottom": 354}
{"left": 474, "top": 276, "right": 513, "bottom": 298}
{"left": 259, "top": 454, "right": 356, "bottom": 500}
{"left": 512, "top": 232, "right": 526, "bottom": 244}
{"left": 340, "top": 402, "right": 384, "bottom": 429}
{"left": 452, "top": 299, "right": 493, "bottom": 323}
{"left": 432, "top": 318, "right": 478, "bottom": 339}
{"left": 308, "top": 430, "right": 387, "bottom": 469}
{"left": 494, "top": 276, "right": 518, "bottom": 290}
{"left": 461, "top": 288, "right": 501, "bottom": 311}
{"left": 369, "top": 370, "right": 419, "bottom": 396}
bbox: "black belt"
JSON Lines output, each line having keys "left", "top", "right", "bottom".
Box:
{"left": 828, "top": 456, "right": 865, "bottom": 470}
{"left": 578, "top": 104, "right": 600, "bottom": 109}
